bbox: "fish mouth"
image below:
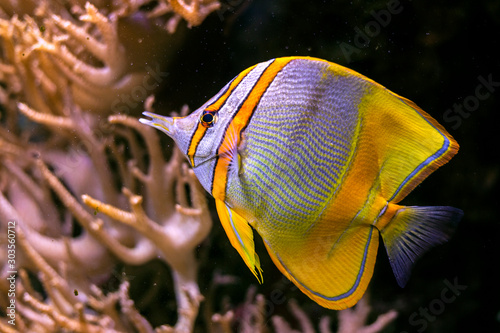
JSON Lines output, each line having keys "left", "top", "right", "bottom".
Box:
{"left": 139, "top": 111, "right": 175, "bottom": 137}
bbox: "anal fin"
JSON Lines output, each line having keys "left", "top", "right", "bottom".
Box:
{"left": 263, "top": 225, "right": 379, "bottom": 310}
{"left": 215, "top": 199, "right": 263, "bottom": 283}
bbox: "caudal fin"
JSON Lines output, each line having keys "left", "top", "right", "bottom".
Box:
{"left": 380, "top": 206, "right": 463, "bottom": 287}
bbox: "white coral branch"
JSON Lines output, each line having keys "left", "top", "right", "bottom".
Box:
{"left": 46, "top": 3, "right": 125, "bottom": 84}
{"left": 267, "top": 294, "right": 397, "bottom": 333}
{"left": 17, "top": 102, "right": 74, "bottom": 129}
{"left": 338, "top": 295, "right": 398, "bottom": 333}
{"left": 169, "top": 0, "right": 221, "bottom": 27}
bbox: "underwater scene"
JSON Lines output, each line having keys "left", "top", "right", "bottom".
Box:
{"left": 0, "top": 1, "right": 498, "bottom": 332}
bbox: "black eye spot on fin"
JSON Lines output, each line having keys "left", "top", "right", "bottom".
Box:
{"left": 200, "top": 110, "right": 217, "bottom": 128}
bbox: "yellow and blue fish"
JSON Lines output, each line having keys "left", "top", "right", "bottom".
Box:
{"left": 140, "top": 56, "right": 463, "bottom": 310}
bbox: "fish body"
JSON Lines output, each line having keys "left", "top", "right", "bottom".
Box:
{"left": 140, "top": 57, "right": 463, "bottom": 310}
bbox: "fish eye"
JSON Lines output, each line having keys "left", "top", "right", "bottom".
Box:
{"left": 200, "top": 110, "right": 217, "bottom": 128}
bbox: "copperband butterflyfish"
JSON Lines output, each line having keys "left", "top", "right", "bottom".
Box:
{"left": 140, "top": 56, "right": 463, "bottom": 310}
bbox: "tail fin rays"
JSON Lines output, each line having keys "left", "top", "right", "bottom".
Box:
{"left": 380, "top": 206, "right": 463, "bottom": 287}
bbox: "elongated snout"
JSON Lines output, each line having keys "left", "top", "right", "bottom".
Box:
{"left": 139, "top": 111, "right": 176, "bottom": 138}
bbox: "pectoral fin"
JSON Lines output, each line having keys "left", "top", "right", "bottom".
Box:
{"left": 215, "top": 199, "right": 263, "bottom": 283}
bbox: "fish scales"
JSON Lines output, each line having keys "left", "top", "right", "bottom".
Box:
{"left": 140, "top": 56, "right": 463, "bottom": 310}
{"left": 234, "top": 59, "right": 362, "bottom": 234}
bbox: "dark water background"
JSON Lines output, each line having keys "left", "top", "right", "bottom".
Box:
{"left": 136, "top": 1, "right": 500, "bottom": 331}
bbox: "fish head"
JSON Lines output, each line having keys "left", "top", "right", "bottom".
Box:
{"left": 140, "top": 102, "right": 240, "bottom": 196}
{"left": 140, "top": 108, "right": 210, "bottom": 157}
{"left": 139, "top": 101, "right": 236, "bottom": 168}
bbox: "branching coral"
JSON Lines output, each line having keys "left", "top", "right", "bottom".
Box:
{"left": 0, "top": 2, "right": 150, "bottom": 115}
{"left": 114, "top": 0, "right": 221, "bottom": 32}
{"left": 82, "top": 110, "right": 213, "bottom": 332}
{"left": 1, "top": 99, "right": 213, "bottom": 332}
{"left": 207, "top": 287, "right": 397, "bottom": 333}
{"left": 1, "top": 1, "right": 218, "bottom": 331}
{"left": 0, "top": 225, "right": 154, "bottom": 332}
{"left": 0, "top": 0, "right": 221, "bottom": 117}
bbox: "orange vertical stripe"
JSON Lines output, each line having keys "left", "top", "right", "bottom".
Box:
{"left": 212, "top": 58, "right": 292, "bottom": 200}
{"left": 187, "top": 65, "right": 256, "bottom": 166}
{"left": 187, "top": 123, "right": 207, "bottom": 166}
